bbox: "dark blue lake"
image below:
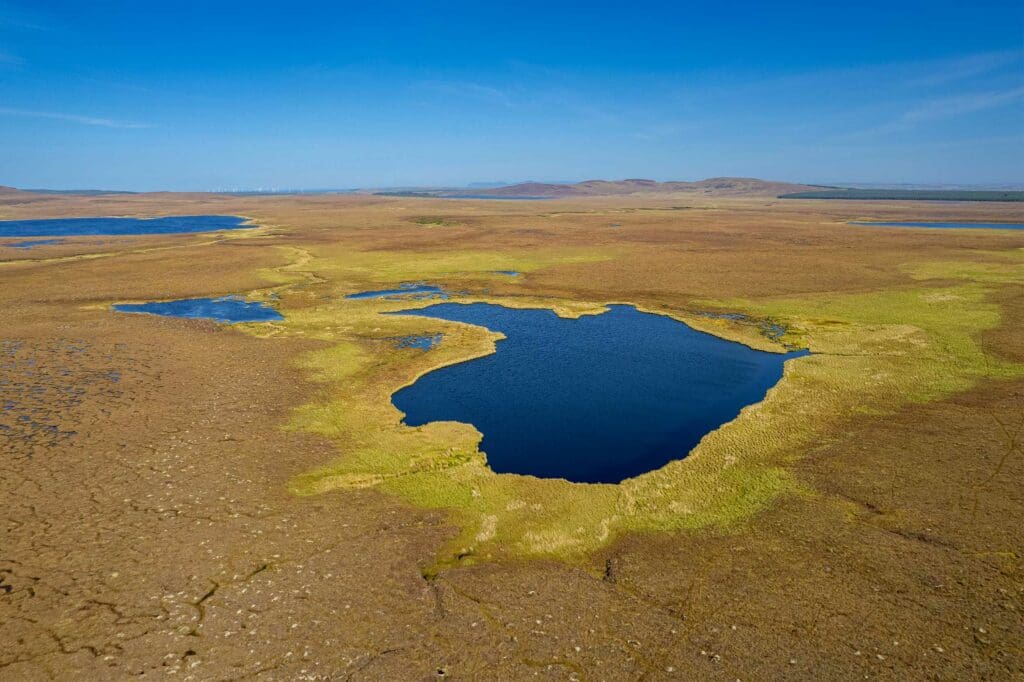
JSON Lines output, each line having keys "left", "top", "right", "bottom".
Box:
{"left": 850, "top": 221, "right": 1024, "bottom": 230}
{"left": 113, "top": 296, "right": 283, "bottom": 323}
{"left": 0, "top": 215, "right": 252, "bottom": 237}
{"left": 392, "top": 303, "right": 808, "bottom": 483}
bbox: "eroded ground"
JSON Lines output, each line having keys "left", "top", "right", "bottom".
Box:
{"left": 1, "top": 191, "right": 1022, "bottom": 679}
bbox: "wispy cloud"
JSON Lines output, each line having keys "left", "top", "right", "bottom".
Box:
{"left": 414, "top": 80, "right": 513, "bottom": 107}
{"left": 854, "top": 85, "right": 1024, "bottom": 137}
{"left": 674, "top": 49, "right": 1024, "bottom": 105}
{"left": 908, "top": 49, "right": 1024, "bottom": 88}
{"left": 0, "top": 107, "right": 153, "bottom": 128}
{"left": 902, "top": 85, "right": 1024, "bottom": 122}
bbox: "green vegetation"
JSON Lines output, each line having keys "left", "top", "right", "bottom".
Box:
{"left": 412, "top": 216, "right": 460, "bottom": 227}
{"left": 779, "top": 188, "right": 1024, "bottom": 201}
{"left": 251, "top": 244, "right": 1024, "bottom": 567}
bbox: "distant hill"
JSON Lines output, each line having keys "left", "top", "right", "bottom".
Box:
{"left": 0, "top": 186, "right": 139, "bottom": 199}
{"left": 0, "top": 185, "right": 53, "bottom": 205}
{"left": 455, "top": 177, "right": 823, "bottom": 198}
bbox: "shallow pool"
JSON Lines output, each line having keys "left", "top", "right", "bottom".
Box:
{"left": 391, "top": 333, "right": 444, "bottom": 350}
{"left": 113, "top": 296, "right": 283, "bottom": 323}
{"left": 345, "top": 283, "right": 449, "bottom": 300}
{"left": 392, "top": 303, "right": 808, "bottom": 483}
{"left": 3, "top": 238, "right": 65, "bottom": 249}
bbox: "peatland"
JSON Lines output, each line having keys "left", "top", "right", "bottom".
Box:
{"left": 2, "top": 185, "right": 1022, "bottom": 679}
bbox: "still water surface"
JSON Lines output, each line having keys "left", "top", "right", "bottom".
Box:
{"left": 392, "top": 303, "right": 807, "bottom": 483}
{"left": 0, "top": 215, "right": 252, "bottom": 237}
{"left": 345, "top": 283, "right": 449, "bottom": 300}
{"left": 113, "top": 296, "right": 283, "bottom": 323}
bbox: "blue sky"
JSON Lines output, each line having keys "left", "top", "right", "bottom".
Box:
{"left": 1, "top": 1, "right": 1022, "bottom": 190}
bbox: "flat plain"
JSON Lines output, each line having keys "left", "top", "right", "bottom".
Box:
{"left": 2, "top": 187, "right": 1022, "bottom": 679}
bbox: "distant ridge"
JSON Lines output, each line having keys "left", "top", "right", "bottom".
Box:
{"left": 0, "top": 185, "right": 53, "bottom": 205}
{"left": 21, "top": 188, "right": 138, "bottom": 196}
{"left": 448, "top": 177, "right": 824, "bottom": 198}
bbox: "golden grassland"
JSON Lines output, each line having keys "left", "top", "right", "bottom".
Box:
{"left": 2, "top": 192, "right": 1021, "bottom": 567}
{"left": 4, "top": 190, "right": 1023, "bottom": 677}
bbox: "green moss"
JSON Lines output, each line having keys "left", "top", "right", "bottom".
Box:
{"left": 255, "top": 244, "right": 1023, "bottom": 563}
{"left": 309, "top": 247, "right": 609, "bottom": 284}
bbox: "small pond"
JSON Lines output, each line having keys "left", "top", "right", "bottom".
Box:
{"left": 391, "top": 333, "right": 443, "bottom": 350}
{"left": 392, "top": 303, "right": 808, "bottom": 483}
{"left": 0, "top": 215, "right": 253, "bottom": 237}
{"left": 113, "top": 295, "right": 283, "bottom": 323}
{"left": 345, "top": 283, "right": 449, "bottom": 300}
{"left": 4, "top": 238, "right": 65, "bottom": 249}
{"left": 698, "top": 311, "right": 787, "bottom": 340}
{"left": 850, "top": 221, "right": 1024, "bottom": 231}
